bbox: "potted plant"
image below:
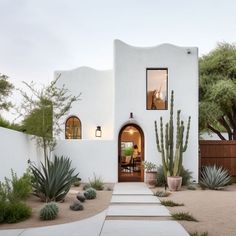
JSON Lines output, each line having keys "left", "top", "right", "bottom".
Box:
{"left": 143, "top": 161, "right": 157, "bottom": 186}
{"left": 154, "top": 90, "right": 191, "bottom": 191}
{"left": 123, "top": 147, "right": 134, "bottom": 157}
{"left": 122, "top": 147, "right": 134, "bottom": 163}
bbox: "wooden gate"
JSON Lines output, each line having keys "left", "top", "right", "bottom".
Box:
{"left": 199, "top": 140, "right": 236, "bottom": 176}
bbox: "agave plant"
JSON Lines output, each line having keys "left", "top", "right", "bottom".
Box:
{"left": 200, "top": 165, "right": 231, "bottom": 190}
{"left": 30, "top": 155, "right": 79, "bottom": 202}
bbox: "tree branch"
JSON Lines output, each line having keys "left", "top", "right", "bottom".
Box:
{"left": 219, "top": 116, "right": 232, "bottom": 140}
{"left": 226, "top": 111, "right": 236, "bottom": 130}
{"left": 207, "top": 123, "right": 226, "bottom": 140}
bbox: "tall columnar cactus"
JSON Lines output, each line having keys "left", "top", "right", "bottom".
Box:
{"left": 154, "top": 90, "right": 191, "bottom": 178}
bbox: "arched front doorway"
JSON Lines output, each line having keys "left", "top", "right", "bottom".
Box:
{"left": 118, "top": 124, "right": 144, "bottom": 182}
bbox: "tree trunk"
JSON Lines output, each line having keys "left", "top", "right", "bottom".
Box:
{"left": 233, "top": 128, "right": 236, "bottom": 140}
{"left": 207, "top": 123, "right": 226, "bottom": 140}
{"left": 219, "top": 116, "right": 232, "bottom": 140}
{"left": 43, "top": 138, "right": 47, "bottom": 166}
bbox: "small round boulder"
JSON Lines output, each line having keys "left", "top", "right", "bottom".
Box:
{"left": 77, "top": 193, "right": 86, "bottom": 202}
{"left": 70, "top": 201, "right": 84, "bottom": 211}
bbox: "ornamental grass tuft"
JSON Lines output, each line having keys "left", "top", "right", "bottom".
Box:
{"left": 89, "top": 174, "right": 104, "bottom": 190}
{"left": 154, "top": 190, "right": 171, "bottom": 197}
{"left": 172, "top": 212, "right": 197, "bottom": 222}
{"left": 190, "top": 232, "right": 208, "bottom": 236}
{"left": 161, "top": 200, "right": 184, "bottom": 207}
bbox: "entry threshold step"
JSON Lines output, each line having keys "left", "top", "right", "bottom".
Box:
{"left": 113, "top": 183, "right": 153, "bottom": 195}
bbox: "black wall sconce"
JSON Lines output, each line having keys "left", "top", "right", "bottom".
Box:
{"left": 95, "top": 126, "right": 102, "bottom": 137}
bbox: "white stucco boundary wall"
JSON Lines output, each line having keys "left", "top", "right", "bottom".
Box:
{"left": 54, "top": 140, "right": 117, "bottom": 182}
{"left": 0, "top": 127, "right": 43, "bottom": 181}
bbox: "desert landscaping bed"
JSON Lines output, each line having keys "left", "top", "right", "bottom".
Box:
{"left": 152, "top": 184, "right": 236, "bottom": 236}
{"left": 0, "top": 185, "right": 113, "bottom": 229}
{"left": 1, "top": 182, "right": 236, "bottom": 236}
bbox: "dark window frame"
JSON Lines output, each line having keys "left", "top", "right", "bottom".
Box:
{"left": 146, "top": 68, "right": 168, "bottom": 110}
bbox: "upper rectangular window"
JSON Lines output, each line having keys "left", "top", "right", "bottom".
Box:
{"left": 146, "top": 68, "right": 168, "bottom": 110}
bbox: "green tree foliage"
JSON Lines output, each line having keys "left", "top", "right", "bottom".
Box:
{"left": 0, "top": 116, "right": 23, "bottom": 131}
{"left": 19, "top": 74, "right": 80, "bottom": 161}
{"left": 21, "top": 98, "right": 53, "bottom": 158}
{"left": 0, "top": 74, "right": 21, "bottom": 131}
{"left": 0, "top": 74, "right": 14, "bottom": 111}
{"left": 199, "top": 43, "right": 236, "bottom": 140}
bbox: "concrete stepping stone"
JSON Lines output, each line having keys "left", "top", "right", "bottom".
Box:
{"left": 107, "top": 205, "right": 170, "bottom": 217}
{"left": 111, "top": 195, "right": 160, "bottom": 204}
{"left": 100, "top": 220, "right": 189, "bottom": 236}
{"left": 9, "top": 211, "right": 106, "bottom": 236}
{"left": 113, "top": 183, "right": 153, "bottom": 195}
{"left": 0, "top": 229, "right": 25, "bottom": 236}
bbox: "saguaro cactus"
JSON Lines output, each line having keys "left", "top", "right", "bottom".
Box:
{"left": 154, "top": 90, "right": 191, "bottom": 178}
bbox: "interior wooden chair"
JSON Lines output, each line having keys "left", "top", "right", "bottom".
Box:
{"left": 121, "top": 156, "right": 133, "bottom": 172}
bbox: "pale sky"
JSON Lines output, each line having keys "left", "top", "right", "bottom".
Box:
{"left": 1, "top": 0, "right": 236, "bottom": 120}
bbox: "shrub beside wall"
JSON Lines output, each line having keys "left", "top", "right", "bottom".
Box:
{"left": 0, "top": 170, "right": 32, "bottom": 223}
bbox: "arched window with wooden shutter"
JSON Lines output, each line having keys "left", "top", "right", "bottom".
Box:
{"left": 65, "top": 116, "right": 81, "bottom": 139}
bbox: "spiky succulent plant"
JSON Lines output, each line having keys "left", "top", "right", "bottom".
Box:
{"left": 30, "top": 155, "right": 79, "bottom": 202}
{"left": 200, "top": 165, "right": 231, "bottom": 190}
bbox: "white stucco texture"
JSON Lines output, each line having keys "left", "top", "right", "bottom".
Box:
{"left": 54, "top": 40, "right": 199, "bottom": 182}
{"left": 0, "top": 127, "right": 43, "bottom": 181}
{"left": 54, "top": 140, "right": 117, "bottom": 182}
{"left": 114, "top": 40, "right": 198, "bottom": 181}
{"left": 54, "top": 66, "right": 114, "bottom": 140}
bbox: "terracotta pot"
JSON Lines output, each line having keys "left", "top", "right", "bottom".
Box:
{"left": 167, "top": 176, "right": 182, "bottom": 191}
{"left": 145, "top": 171, "right": 157, "bottom": 186}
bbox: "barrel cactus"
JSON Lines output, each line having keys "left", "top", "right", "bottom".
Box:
{"left": 154, "top": 90, "right": 191, "bottom": 178}
{"left": 84, "top": 188, "right": 96, "bottom": 199}
{"left": 40, "top": 203, "right": 59, "bottom": 220}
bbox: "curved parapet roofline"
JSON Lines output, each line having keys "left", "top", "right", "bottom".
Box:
{"left": 54, "top": 66, "right": 113, "bottom": 84}
{"left": 114, "top": 39, "right": 196, "bottom": 50}
{"left": 55, "top": 66, "right": 112, "bottom": 74}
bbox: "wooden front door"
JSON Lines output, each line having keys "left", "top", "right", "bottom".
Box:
{"left": 118, "top": 124, "right": 144, "bottom": 182}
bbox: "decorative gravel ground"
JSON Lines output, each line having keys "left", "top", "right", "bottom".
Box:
{"left": 0, "top": 185, "right": 113, "bottom": 229}
{"left": 152, "top": 184, "right": 236, "bottom": 236}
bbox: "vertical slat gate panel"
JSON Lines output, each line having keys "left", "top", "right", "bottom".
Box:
{"left": 199, "top": 140, "right": 236, "bottom": 176}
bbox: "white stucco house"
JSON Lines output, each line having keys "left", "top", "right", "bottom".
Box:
{"left": 54, "top": 40, "right": 198, "bottom": 183}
